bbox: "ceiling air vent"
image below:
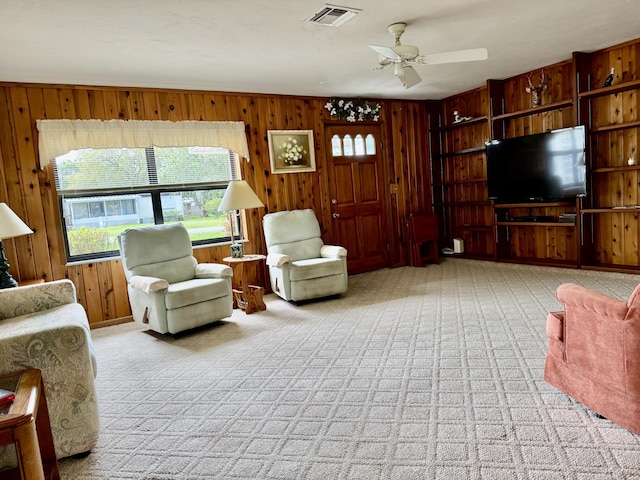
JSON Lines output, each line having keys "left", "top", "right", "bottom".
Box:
{"left": 306, "top": 4, "right": 361, "bottom": 26}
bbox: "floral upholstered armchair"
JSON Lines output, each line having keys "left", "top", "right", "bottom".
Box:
{"left": 0, "top": 280, "right": 99, "bottom": 461}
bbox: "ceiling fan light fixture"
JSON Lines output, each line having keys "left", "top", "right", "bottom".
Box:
{"left": 306, "top": 4, "right": 361, "bottom": 26}
{"left": 393, "top": 63, "right": 405, "bottom": 77}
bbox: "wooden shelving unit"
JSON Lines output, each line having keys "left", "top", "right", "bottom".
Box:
{"left": 576, "top": 78, "right": 640, "bottom": 99}
{"left": 494, "top": 221, "right": 576, "bottom": 227}
{"left": 492, "top": 200, "right": 580, "bottom": 266}
{"left": 577, "top": 74, "right": 640, "bottom": 271}
{"left": 485, "top": 67, "right": 580, "bottom": 267}
{"left": 429, "top": 90, "right": 493, "bottom": 260}
{"left": 430, "top": 46, "right": 640, "bottom": 274}
{"left": 582, "top": 207, "right": 640, "bottom": 213}
{"left": 433, "top": 178, "right": 486, "bottom": 187}
{"left": 432, "top": 115, "right": 488, "bottom": 132}
{"left": 437, "top": 146, "right": 486, "bottom": 158}
{"left": 589, "top": 120, "right": 640, "bottom": 134}
{"left": 591, "top": 165, "right": 640, "bottom": 173}
{"left": 491, "top": 99, "right": 574, "bottom": 122}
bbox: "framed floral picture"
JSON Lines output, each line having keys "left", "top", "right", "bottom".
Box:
{"left": 267, "top": 130, "right": 316, "bottom": 174}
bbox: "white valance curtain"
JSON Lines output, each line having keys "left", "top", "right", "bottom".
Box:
{"left": 36, "top": 119, "right": 250, "bottom": 168}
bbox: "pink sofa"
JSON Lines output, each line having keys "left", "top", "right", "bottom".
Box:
{"left": 544, "top": 282, "right": 640, "bottom": 434}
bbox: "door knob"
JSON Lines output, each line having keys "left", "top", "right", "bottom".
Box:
{"left": 331, "top": 198, "right": 337, "bottom": 204}
{"left": 332, "top": 213, "right": 340, "bottom": 218}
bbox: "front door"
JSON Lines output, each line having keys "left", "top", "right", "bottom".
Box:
{"left": 325, "top": 125, "right": 388, "bottom": 274}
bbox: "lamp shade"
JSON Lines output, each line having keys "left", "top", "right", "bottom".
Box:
{"left": 0, "top": 203, "right": 33, "bottom": 240}
{"left": 218, "top": 180, "right": 264, "bottom": 211}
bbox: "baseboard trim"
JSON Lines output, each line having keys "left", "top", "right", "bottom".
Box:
{"left": 90, "top": 316, "right": 133, "bottom": 329}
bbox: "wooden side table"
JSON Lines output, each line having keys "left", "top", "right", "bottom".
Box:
{"left": 223, "top": 254, "right": 267, "bottom": 314}
{"left": 0, "top": 369, "right": 59, "bottom": 480}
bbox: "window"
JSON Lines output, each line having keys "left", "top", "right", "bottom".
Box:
{"left": 343, "top": 135, "right": 354, "bottom": 156}
{"left": 329, "top": 133, "right": 377, "bottom": 157}
{"left": 354, "top": 134, "right": 365, "bottom": 155}
{"left": 54, "top": 146, "right": 239, "bottom": 262}
{"left": 331, "top": 135, "right": 342, "bottom": 156}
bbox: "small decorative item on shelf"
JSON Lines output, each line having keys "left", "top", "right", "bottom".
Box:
{"left": 452, "top": 111, "right": 473, "bottom": 124}
{"left": 558, "top": 212, "right": 577, "bottom": 224}
{"left": 603, "top": 67, "right": 615, "bottom": 87}
{"left": 525, "top": 69, "right": 548, "bottom": 107}
{"left": 324, "top": 98, "right": 382, "bottom": 122}
{"left": 628, "top": 156, "right": 636, "bottom": 166}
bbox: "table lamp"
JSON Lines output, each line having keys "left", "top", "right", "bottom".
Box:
{"left": 0, "top": 203, "right": 34, "bottom": 289}
{"left": 218, "top": 180, "right": 264, "bottom": 258}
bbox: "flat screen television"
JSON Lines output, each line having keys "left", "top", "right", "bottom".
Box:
{"left": 486, "top": 126, "right": 586, "bottom": 204}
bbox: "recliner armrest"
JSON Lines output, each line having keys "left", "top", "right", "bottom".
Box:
{"left": 267, "top": 253, "right": 292, "bottom": 268}
{"left": 195, "top": 263, "right": 233, "bottom": 279}
{"left": 557, "top": 283, "right": 629, "bottom": 319}
{"left": 0, "top": 279, "right": 77, "bottom": 320}
{"left": 320, "top": 245, "right": 347, "bottom": 258}
{"left": 129, "top": 275, "right": 169, "bottom": 294}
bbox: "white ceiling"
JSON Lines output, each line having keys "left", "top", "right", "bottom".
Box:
{"left": 2, "top": 0, "right": 639, "bottom": 101}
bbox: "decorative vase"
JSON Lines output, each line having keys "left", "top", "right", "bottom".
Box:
{"left": 230, "top": 243, "right": 243, "bottom": 258}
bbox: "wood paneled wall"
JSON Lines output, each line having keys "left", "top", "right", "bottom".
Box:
{"left": 0, "top": 84, "right": 431, "bottom": 326}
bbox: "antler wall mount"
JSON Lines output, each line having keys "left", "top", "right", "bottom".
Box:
{"left": 525, "top": 69, "right": 548, "bottom": 107}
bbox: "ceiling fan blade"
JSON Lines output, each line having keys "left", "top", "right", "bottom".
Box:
{"left": 398, "top": 65, "right": 422, "bottom": 89}
{"left": 416, "top": 48, "right": 488, "bottom": 65}
{"left": 368, "top": 44, "right": 401, "bottom": 61}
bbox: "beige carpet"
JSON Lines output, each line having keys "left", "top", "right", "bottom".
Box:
{"left": 59, "top": 259, "right": 640, "bottom": 479}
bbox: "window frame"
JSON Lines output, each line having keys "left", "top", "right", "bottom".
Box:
{"left": 54, "top": 146, "right": 240, "bottom": 263}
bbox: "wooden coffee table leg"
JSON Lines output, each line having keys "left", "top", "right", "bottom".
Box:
{"left": 13, "top": 417, "right": 46, "bottom": 480}
{"left": 35, "top": 380, "right": 60, "bottom": 480}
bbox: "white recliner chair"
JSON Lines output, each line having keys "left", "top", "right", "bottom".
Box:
{"left": 118, "top": 223, "right": 233, "bottom": 334}
{"left": 262, "top": 209, "right": 348, "bottom": 302}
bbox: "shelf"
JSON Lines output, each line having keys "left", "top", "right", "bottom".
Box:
{"left": 437, "top": 201, "right": 492, "bottom": 207}
{"left": 457, "top": 224, "right": 493, "bottom": 231}
{"left": 433, "top": 116, "right": 488, "bottom": 132}
{"left": 491, "top": 99, "right": 574, "bottom": 122}
{"left": 582, "top": 207, "right": 640, "bottom": 213}
{"left": 591, "top": 165, "right": 640, "bottom": 173}
{"left": 496, "top": 221, "right": 575, "bottom": 227}
{"left": 444, "top": 252, "right": 495, "bottom": 261}
{"left": 589, "top": 120, "right": 640, "bottom": 133}
{"left": 493, "top": 201, "right": 575, "bottom": 208}
{"left": 438, "top": 146, "right": 486, "bottom": 158}
{"left": 577, "top": 79, "right": 640, "bottom": 100}
{"left": 433, "top": 178, "right": 487, "bottom": 187}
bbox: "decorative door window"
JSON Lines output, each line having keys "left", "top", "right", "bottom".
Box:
{"left": 330, "top": 133, "right": 376, "bottom": 157}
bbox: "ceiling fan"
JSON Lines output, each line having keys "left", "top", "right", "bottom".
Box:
{"left": 368, "top": 22, "right": 488, "bottom": 89}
